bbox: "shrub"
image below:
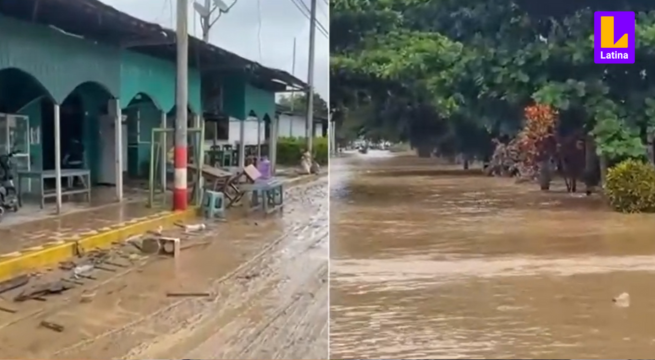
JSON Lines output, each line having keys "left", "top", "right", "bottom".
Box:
{"left": 277, "top": 136, "right": 328, "bottom": 166}
{"left": 388, "top": 143, "right": 410, "bottom": 153}
{"left": 605, "top": 159, "right": 655, "bottom": 213}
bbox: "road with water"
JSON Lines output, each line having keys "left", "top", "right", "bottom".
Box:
{"left": 330, "top": 151, "right": 655, "bottom": 359}
{"left": 0, "top": 177, "right": 327, "bottom": 360}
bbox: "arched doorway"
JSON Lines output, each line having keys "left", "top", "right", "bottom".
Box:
{"left": 47, "top": 82, "right": 112, "bottom": 185}
{"left": 0, "top": 68, "right": 54, "bottom": 191}
{"left": 123, "top": 93, "right": 162, "bottom": 180}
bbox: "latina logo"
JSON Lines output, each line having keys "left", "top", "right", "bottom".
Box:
{"left": 594, "top": 11, "right": 635, "bottom": 64}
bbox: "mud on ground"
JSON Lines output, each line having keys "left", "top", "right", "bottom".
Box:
{"left": 0, "top": 177, "right": 328, "bottom": 360}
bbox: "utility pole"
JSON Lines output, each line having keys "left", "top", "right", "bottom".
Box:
{"left": 174, "top": 0, "right": 189, "bottom": 211}
{"left": 290, "top": 37, "right": 297, "bottom": 112}
{"left": 305, "top": 0, "right": 317, "bottom": 154}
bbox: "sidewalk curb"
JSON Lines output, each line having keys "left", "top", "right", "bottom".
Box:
{"left": 0, "top": 173, "right": 325, "bottom": 282}
{"left": 0, "top": 209, "right": 197, "bottom": 283}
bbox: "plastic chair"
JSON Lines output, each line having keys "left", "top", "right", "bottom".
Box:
{"left": 202, "top": 189, "right": 226, "bottom": 219}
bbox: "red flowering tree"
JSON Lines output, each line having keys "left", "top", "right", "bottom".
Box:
{"left": 516, "top": 104, "right": 558, "bottom": 176}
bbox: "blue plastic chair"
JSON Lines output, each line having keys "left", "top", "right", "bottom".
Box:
{"left": 202, "top": 189, "right": 226, "bottom": 219}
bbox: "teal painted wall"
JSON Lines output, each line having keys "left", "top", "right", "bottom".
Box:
{"left": 17, "top": 100, "right": 42, "bottom": 195}
{"left": 222, "top": 73, "right": 246, "bottom": 120}
{"left": 244, "top": 84, "right": 275, "bottom": 120}
{"left": 0, "top": 13, "right": 273, "bottom": 188}
{"left": 76, "top": 84, "right": 111, "bottom": 183}
{"left": 120, "top": 51, "right": 201, "bottom": 113}
{"left": 0, "top": 15, "right": 119, "bottom": 103}
{"left": 125, "top": 101, "right": 162, "bottom": 178}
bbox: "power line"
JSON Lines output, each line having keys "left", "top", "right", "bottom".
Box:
{"left": 317, "top": 0, "right": 327, "bottom": 20}
{"left": 288, "top": 0, "right": 328, "bottom": 38}
{"left": 155, "top": 0, "right": 172, "bottom": 26}
{"left": 256, "top": 0, "right": 263, "bottom": 60}
{"left": 297, "top": 0, "right": 329, "bottom": 36}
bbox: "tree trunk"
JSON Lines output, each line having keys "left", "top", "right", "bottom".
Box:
{"left": 463, "top": 155, "right": 469, "bottom": 170}
{"left": 416, "top": 145, "right": 431, "bottom": 158}
{"left": 599, "top": 155, "right": 608, "bottom": 186}
{"left": 538, "top": 160, "right": 552, "bottom": 190}
{"left": 584, "top": 134, "right": 596, "bottom": 174}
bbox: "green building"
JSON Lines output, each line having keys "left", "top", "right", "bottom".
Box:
{"left": 0, "top": 0, "right": 306, "bottom": 209}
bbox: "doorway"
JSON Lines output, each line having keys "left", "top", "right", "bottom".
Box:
{"left": 41, "top": 95, "right": 84, "bottom": 172}
{"left": 97, "top": 114, "right": 127, "bottom": 185}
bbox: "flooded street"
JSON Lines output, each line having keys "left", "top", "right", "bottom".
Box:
{"left": 330, "top": 151, "right": 655, "bottom": 359}
{"left": 0, "top": 177, "right": 327, "bottom": 360}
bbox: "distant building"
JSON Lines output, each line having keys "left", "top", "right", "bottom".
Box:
{"left": 275, "top": 103, "right": 328, "bottom": 139}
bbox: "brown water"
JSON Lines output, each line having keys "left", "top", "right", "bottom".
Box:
{"left": 330, "top": 151, "right": 655, "bottom": 359}
{"left": 0, "top": 177, "right": 328, "bottom": 359}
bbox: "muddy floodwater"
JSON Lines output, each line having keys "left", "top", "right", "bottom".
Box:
{"left": 0, "top": 177, "right": 327, "bottom": 360}
{"left": 330, "top": 151, "right": 655, "bottom": 359}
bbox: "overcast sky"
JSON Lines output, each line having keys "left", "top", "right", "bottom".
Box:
{"left": 104, "top": 0, "right": 329, "bottom": 99}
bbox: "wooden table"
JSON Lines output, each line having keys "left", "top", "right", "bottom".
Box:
{"left": 17, "top": 169, "right": 91, "bottom": 209}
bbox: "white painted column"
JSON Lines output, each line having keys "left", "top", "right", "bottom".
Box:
{"left": 160, "top": 110, "right": 167, "bottom": 190}
{"left": 269, "top": 115, "right": 278, "bottom": 174}
{"left": 256, "top": 117, "right": 262, "bottom": 160}
{"left": 54, "top": 103, "right": 62, "bottom": 214}
{"left": 238, "top": 118, "right": 246, "bottom": 170}
{"left": 109, "top": 99, "right": 123, "bottom": 202}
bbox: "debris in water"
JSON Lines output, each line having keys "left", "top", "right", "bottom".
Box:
{"left": 238, "top": 273, "right": 259, "bottom": 281}
{"left": 180, "top": 241, "right": 211, "bottom": 251}
{"left": 613, "top": 292, "right": 630, "bottom": 307}
{"left": 0, "top": 305, "right": 16, "bottom": 314}
{"left": 0, "top": 274, "right": 29, "bottom": 295}
{"left": 14, "top": 281, "right": 72, "bottom": 302}
{"left": 40, "top": 320, "right": 64, "bottom": 332}
{"left": 140, "top": 238, "right": 162, "bottom": 254}
{"left": 159, "top": 237, "right": 181, "bottom": 257}
{"left": 148, "top": 225, "right": 164, "bottom": 235}
{"left": 165, "top": 291, "right": 211, "bottom": 297}
{"left": 72, "top": 264, "right": 94, "bottom": 279}
{"left": 176, "top": 223, "right": 206, "bottom": 232}
{"left": 80, "top": 292, "right": 96, "bottom": 303}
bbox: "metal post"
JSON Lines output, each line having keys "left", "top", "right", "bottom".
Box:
{"left": 202, "top": 0, "right": 211, "bottom": 42}
{"left": 194, "top": 114, "right": 205, "bottom": 204}
{"left": 269, "top": 115, "right": 278, "bottom": 174}
{"left": 53, "top": 103, "right": 62, "bottom": 214}
{"left": 238, "top": 119, "right": 246, "bottom": 169}
{"left": 328, "top": 111, "right": 335, "bottom": 156}
{"left": 160, "top": 111, "right": 168, "bottom": 190}
{"left": 112, "top": 99, "right": 123, "bottom": 201}
{"left": 174, "top": 0, "right": 189, "bottom": 211}
{"left": 305, "top": 0, "right": 318, "bottom": 155}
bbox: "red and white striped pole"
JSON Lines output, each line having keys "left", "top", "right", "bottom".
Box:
{"left": 173, "top": 0, "right": 188, "bottom": 211}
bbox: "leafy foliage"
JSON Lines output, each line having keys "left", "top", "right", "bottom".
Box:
{"left": 516, "top": 104, "right": 558, "bottom": 171}
{"left": 605, "top": 159, "right": 655, "bottom": 213}
{"left": 330, "top": 0, "right": 655, "bottom": 162}
{"left": 277, "top": 92, "right": 329, "bottom": 119}
{"left": 276, "top": 136, "right": 328, "bottom": 166}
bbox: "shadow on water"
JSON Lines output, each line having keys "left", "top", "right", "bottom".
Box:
{"left": 330, "top": 151, "right": 655, "bottom": 359}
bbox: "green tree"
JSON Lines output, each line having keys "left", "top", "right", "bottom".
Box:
{"left": 331, "top": 0, "right": 655, "bottom": 165}
{"left": 277, "top": 92, "right": 329, "bottom": 119}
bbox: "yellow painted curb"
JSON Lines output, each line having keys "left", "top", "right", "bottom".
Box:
{"left": 0, "top": 175, "right": 324, "bottom": 282}
{"left": 0, "top": 207, "right": 198, "bottom": 283}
